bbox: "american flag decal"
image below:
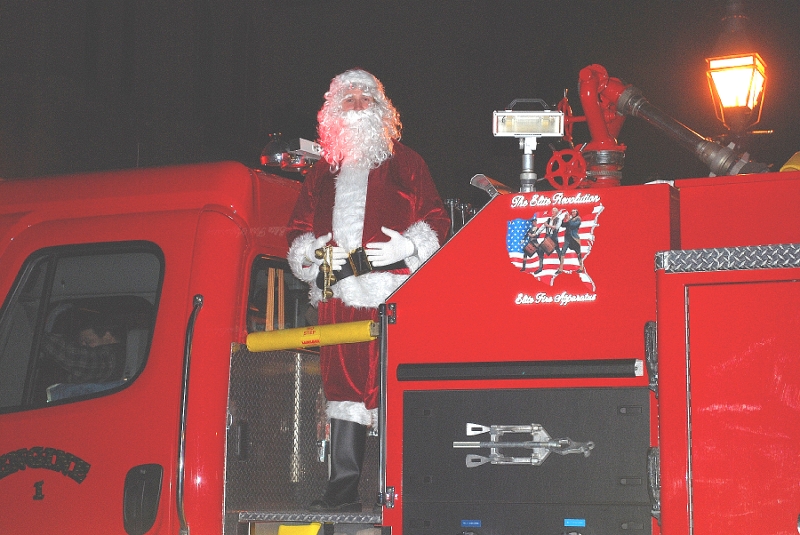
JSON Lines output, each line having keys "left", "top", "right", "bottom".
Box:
{"left": 507, "top": 204, "right": 604, "bottom": 291}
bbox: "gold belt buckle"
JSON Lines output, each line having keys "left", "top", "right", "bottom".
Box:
{"left": 347, "top": 247, "right": 373, "bottom": 277}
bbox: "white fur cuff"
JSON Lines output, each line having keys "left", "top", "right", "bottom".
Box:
{"left": 288, "top": 232, "right": 324, "bottom": 305}
{"left": 327, "top": 401, "right": 378, "bottom": 427}
{"left": 403, "top": 221, "right": 441, "bottom": 272}
{"left": 288, "top": 232, "right": 320, "bottom": 283}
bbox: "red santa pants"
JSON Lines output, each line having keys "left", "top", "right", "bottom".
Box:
{"left": 317, "top": 298, "right": 380, "bottom": 410}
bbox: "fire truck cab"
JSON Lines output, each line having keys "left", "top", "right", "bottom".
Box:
{"left": 0, "top": 162, "right": 306, "bottom": 534}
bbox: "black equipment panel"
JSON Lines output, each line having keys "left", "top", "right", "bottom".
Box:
{"left": 403, "top": 387, "right": 652, "bottom": 534}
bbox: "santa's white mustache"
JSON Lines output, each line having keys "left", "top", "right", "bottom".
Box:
{"left": 341, "top": 109, "right": 377, "bottom": 126}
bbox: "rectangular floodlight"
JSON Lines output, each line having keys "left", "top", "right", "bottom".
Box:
{"left": 493, "top": 110, "right": 564, "bottom": 137}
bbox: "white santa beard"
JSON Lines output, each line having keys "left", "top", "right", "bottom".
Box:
{"left": 332, "top": 166, "right": 369, "bottom": 252}
{"left": 322, "top": 110, "right": 392, "bottom": 169}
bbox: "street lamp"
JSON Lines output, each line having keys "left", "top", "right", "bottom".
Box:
{"left": 706, "top": 52, "right": 766, "bottom": 135}
{"left": 705, "top": 0, "right": 767, "bottom": 138}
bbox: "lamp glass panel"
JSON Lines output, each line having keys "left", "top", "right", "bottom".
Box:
{"left": 708, "top": 54, "right": 766, "bottom": 110}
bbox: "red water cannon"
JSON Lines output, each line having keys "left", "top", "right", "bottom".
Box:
{"left": 545, "top": 64, "right": 632, "bottom": 188}
{"left": 542, "top": 64, "right": 768, "bottom": 190}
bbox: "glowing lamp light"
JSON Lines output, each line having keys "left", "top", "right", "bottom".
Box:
{"left": 706, "top": 53, "right": 766, "bottom": 134}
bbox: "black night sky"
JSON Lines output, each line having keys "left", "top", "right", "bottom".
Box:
{"left": 1, "top": 1, "right": 798, "bottom": 205}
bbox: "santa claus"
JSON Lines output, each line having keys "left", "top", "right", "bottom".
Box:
{"left": 286, "top": 69, "right": 449, "bottom": 512}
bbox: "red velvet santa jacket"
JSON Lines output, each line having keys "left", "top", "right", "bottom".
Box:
{"left": 286, "top": 142, "right": 450, "bottom": 308}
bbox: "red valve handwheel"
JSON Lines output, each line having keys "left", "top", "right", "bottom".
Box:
{"left": 544, "top": 148, "right": 587, "bottom": 190}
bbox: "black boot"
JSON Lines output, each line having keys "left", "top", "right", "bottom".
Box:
{"left": 309, "top": 418, "right": 366, "bottom": 512}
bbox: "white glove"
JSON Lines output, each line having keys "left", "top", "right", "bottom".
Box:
{"left": 304, "top": 233, "right": 332, "bottom": 265}
{"left": 328, "top": 246, "right": 348, "bottom": 271}
{"left": 365, "top": 227, "right": 416, "bottom": 267}
{"left": 304, "top": 233, "right": 348, "bottom": 271}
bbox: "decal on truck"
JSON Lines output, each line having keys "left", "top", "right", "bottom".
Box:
{"left": 507, "top": 193, "right": 604, "bottom": 297}
{"left": 0, "top": 446, "right": 91, "bottom": 484}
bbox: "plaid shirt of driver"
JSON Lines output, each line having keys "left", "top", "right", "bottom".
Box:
{"left": 41, "top": 333, "right": 125, "bottom": 383}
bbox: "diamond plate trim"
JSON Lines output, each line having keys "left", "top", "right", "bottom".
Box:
{"left": 239, "top": 511, "right": 382, "bottom": 524}
{"left": 655, "top": 243, "right": 800, "bottom": 273}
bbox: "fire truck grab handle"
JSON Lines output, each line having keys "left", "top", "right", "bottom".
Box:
{"left": 177, "top": 294, "right": 204, "bottom": 535}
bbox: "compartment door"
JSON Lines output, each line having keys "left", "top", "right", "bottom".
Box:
{"left": 686, "top": 281, "right": 800, "bottom": 535}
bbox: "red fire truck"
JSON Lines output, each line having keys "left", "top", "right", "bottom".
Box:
{"left": 1, "top": 66, "right": 799, "bottom": 535}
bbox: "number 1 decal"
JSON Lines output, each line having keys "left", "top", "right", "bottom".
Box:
{"left": 33, "top": 480, "right": 44, "bottom": 500}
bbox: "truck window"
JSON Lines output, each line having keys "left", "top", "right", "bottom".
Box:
{"left": 246, "top": 257, "right": 312, "bottom": 333}
{"left": 0, "top": 243, "right": 162, "bottom": 412}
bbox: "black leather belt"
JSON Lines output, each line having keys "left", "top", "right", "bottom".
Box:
{"left": 315, "top": 247, "right": 406, "bottom": 290}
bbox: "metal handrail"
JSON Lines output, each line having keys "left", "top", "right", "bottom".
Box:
{"left": 177, "top": 294, "right": 203, "bottom": 535}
